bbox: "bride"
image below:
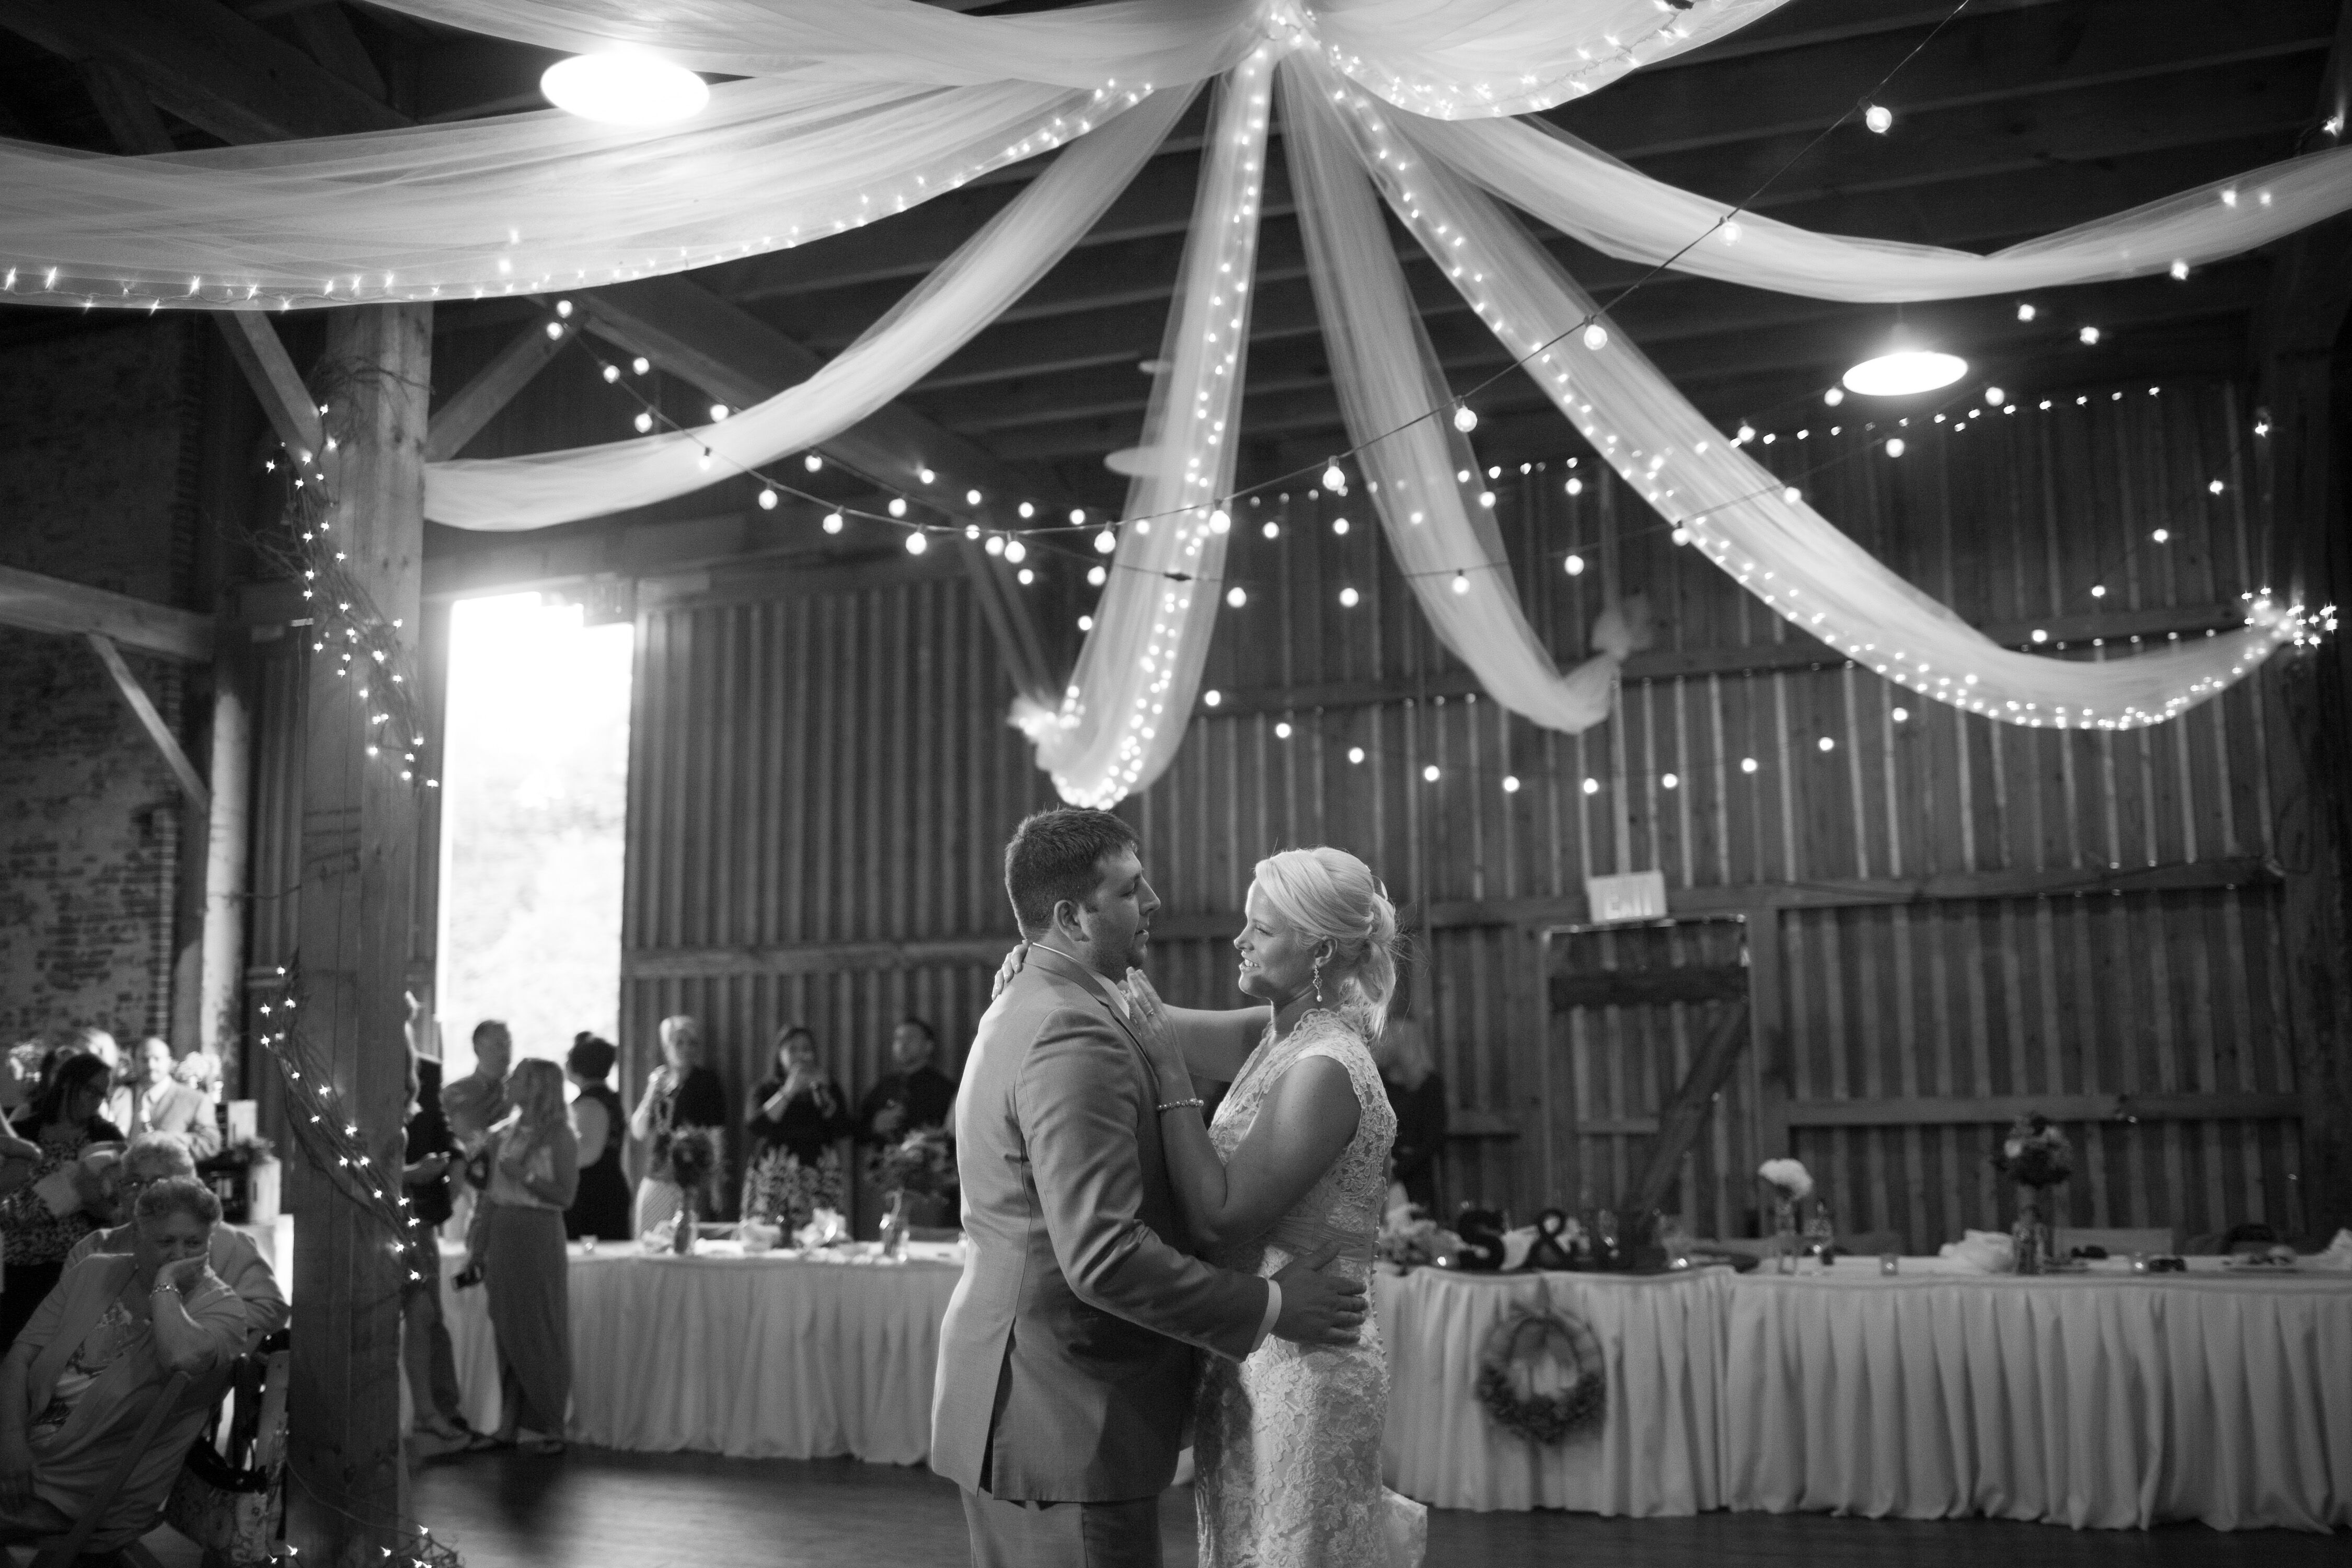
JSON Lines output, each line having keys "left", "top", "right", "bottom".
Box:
{"left": 1129, "top": 846, "right": 1426, "bottom": 1567}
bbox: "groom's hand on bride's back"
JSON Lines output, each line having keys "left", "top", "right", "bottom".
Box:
{"left": 1270, "top": 1241, "right": 1368, "bottom": 1347}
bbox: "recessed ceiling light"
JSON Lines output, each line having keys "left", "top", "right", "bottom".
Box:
{"left": 541, "top": 53, "right": 710, "bottom": 126}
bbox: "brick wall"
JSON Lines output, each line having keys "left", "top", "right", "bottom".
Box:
{"left": 0, "top": 318, "right": 201, "bottom": 1047}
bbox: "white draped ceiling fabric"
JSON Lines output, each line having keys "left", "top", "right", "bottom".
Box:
{"left": 1016, "top": 50, "right": 1274, "bottom": 806}
{"left": 6, "top": 0, "right": 2343, "bottom": 802}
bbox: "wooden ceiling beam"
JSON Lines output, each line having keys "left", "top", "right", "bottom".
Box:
{"left": 0, "top": 0, "right": 406, "bottom": 141}
{"left": 422, "top": 312, "right": 573, "bottom": 462}
{"left": 0, "top": 563, "right": 215, "bottom": 662}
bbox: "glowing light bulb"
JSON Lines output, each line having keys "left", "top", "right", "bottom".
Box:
{"left": 1077, "top": 615, "right": 1093, "bottom": 631}
{"left": 1452, "top": 404, "right": 1478, "bottom": 433}
{"left": 1424, "top": 765, "right": 1442, "bottom": 783}
{"left": 1983, "top": 386, "right": 2005, "bottom": 406}
{"left": 1582, "top": 777, "right": 1599, "bottom": 795}
{"left": 2080, "top": 326, "right": 2102, "bottom": 345}
{"left": 1817, "top": 736, "right": 1836, "bottom": 752}
{"left": 1204, "top": 690, "right": 1222, "bottom": 707}
{"left": 1783, "top": 486, "right": 1802, "bottom": 503}
{"left": 632, "top": 356, "right": 650, "bottom": 375}
{"left": 632, "top": 411, "right": 653, "bottom": 433}
{"left": 1502, "top": 775, "right": 1521, "bottom": 793}
{"left": 1209, "top": 509, "right": 1231, "bottom": 534}
{"left": 985, "top": 535, "right": 1005, "bottom": 556}
{"left": 1018, "top": 501, "right": 1035, "bottom": 519}
{"left": 1451, "top": 572, "right": 1470, "bottom": 595}
{"left": 1885, "top": 438, "right": 1906, "bottom": 457}
{"left": 1274, "top": 722, "right": 1293, "bottom": 740}
{"left": 2207, "top": 479, "right": 2224, "bottom": 494}
{"left": 2152, "top": 528, "right": 2170, "bottom": 544}
{"left": 2016, "top": 303, "right": 2036, "bottom": 321}
{"left": 1564, "top": 554, "right": 1586, "bottom": 575}
{"left": 1339, "top": 586, "right": 1359, "bottom": 607}
{"left": 1583, "top": 322, "right": 1608, "bottom": 351}
{"left": 823, "top": 512, "right": 844, "bottom": 533}
{"left": 1892, "top": 707, "right": 1910, "bottom": 722}
{"left": 966, "top": 488, "right": 983, "bottom": 506}
{"left": 1671, "top": 526, "right": 1690, "bottom": 545}
{"left": 1332, "top": 517, "right": 1350, "bottom": 535}
{"left": 1740, "top": 757, "right": 1759, "bottom": 774}
{"left": 757, "top": 488, "right": 777, "bottom": 510}
{"left": 541, "top": 52, "right": 710, "bottom": 126}
{"left": 708, "top": 403, "right": 729, "bottom": 422}
{"left": 1092, "top": 528, "right": 1117, "bottom": 554}
{"left": 2091, "top": 584, "right": 2106, "bottom": 597}
{"left": 1017, "top": 568, "right": 1035, "bottom": 585}
{"left": 1069, "top": 508, "right": 1087, "bottom": 526}
{"left": 1323, "top": 462, "right": 1346, "bottom": 490}
{"left": 601, "top": 364, "right": 620, "bottom": 384}
{"left": 1662, "top": 773, "right": 1679, "bottom": 790}
{"left": 917, "top": 467, "right": 936, "bottom": 485}
{"left": 888, "top": 498, "right": 908, "bottom": 518}
{"left": 804, "top": 454, "right": 823, "bottom": 472}
{"left": 1004, "top": 539, "right": 1027, "bottom": 564}
{"left": 1347, "top": 747, "right": 1365, "bottom": 765}
{"left": 904, "top": 531, "right": 928, "bottom": 555}
{"left": 1262, "top": 521, "right": 1279, "bottom": 540}
{"left": 1864, "top": 102, "right": 1893, "bottom": 133}
{"left": 1565, "top": 478, "right": 1584, "bottom": 497}
{"left": 1087, "top": 565, "right": 1107, "bottom": 586}
{"left": 1824, "top": 387, "right": 1844, "bottom": 406}
{"left": 1226, "top": 586, "right": 1247, "bottom": 608}
{"left": 544, "top": 322, "right": 564, "bottom": 341}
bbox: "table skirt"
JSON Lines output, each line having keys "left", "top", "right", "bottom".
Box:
{"left": 444, "top": 1244, "right": 959, "bottom": 1462}
{"left": 1721, "top": 1273, "right": 2352, "bottom": 1531}
{"left": 1374, "top": 1266, "right": 1733, "bottom": 1514}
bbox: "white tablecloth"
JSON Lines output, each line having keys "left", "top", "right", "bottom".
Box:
{"left": 1721, "top": 1270, "right": 2352, "bottom": 1531}
{"left": 443, "top": 1241, "right": 960, "bottom": 1462}
{"left": 1374, "top": 1265, "right": 1734, "bottom": 1514}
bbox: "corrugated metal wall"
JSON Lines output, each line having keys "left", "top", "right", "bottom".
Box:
{"left": 610, "top": 378, "right": 2300, "bottom": 1247}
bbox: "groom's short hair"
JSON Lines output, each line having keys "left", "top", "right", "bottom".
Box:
{"left": 1006, "top": 809, "right": 1137, "bottom": 935}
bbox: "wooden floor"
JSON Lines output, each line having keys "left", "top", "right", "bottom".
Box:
{"left": 370, "top": 1445, "right": 2347, "bottom": 1568}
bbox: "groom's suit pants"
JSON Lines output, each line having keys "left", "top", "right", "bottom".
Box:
{"left": 961, "top": 1488, "right": 1162, "bottom": 1568}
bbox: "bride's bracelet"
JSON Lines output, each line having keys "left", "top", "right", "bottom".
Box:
{"left": 1156, "top": 1097, "right": 1205, "bottom": 1114}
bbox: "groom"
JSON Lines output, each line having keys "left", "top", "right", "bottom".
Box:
{"left": 933, "top": 808, "right": 1367, "bottom": 1567}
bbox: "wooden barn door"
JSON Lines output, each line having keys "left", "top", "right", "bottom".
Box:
{"left": 1541, "top": 917, "right": 1755, "bottom": 1237}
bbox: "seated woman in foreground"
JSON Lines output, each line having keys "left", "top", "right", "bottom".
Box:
{"left": 0, "top": 1175, "right": 245, "bottom": 1549}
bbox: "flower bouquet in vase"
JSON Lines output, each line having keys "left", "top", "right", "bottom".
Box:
{"left": 1758, "top": 1159, "right": 1814, "bottom": 1275}
{"left": 868, "top": 1129, "right": 955, "bottom": 1256}
{"left": 1991, "top": 1115, "right": 2071, "bottom": 1273}
{"left": 665, "top": 1127, "right": 721, "bottom": 1255}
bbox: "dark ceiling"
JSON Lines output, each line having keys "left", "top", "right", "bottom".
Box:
{"left": 2, "top": 0, "right": 2344, "bottom": 571}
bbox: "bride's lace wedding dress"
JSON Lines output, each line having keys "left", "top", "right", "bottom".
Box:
{"left": 1194, "top": 1009, "right": 1428, "bottom": 1567}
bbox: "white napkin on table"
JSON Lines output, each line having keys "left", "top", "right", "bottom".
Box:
{"left": 1938, "top": 1230, "right": 2017, "bottom": 1273}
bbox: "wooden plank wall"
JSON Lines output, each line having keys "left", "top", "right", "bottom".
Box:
{"left": 618, "top": 571, "right": 1062, "bottom": 1202}
{"left": 1128, "top": 377, "right": 2300, "bottom": 1247}
{"left": 608, "top": 375, "right": 2301, "bottom": 1247}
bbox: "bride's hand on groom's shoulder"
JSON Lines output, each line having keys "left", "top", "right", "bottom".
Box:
{"left": 990, "top": 941, "right": 1029, "bottom": 1000}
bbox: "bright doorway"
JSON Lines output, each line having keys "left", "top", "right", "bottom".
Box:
{"left": 433, "top": 592, "right": 632, "bottom": 1078}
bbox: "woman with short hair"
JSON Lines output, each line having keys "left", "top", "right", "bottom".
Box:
{"left": 0, "top": 1177, "right": 244, "bottom": 1549}
{"left": 627, "top": 1016, "right": 726, "bottom": 1237}
{"left": 478, "top": 1058, "right": 579, "bottom": 1455}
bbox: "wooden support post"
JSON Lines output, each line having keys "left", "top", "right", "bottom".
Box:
{"left": 2254, "top": 5, "right": 2352, "bottom": 1240}
{"left": 85, "top": 632, "right": 210, "bottom": 812}
{"left": 200, "top": 644, "right": 252, "bottom": 1059}
{"left": 1626, "top": 999, "right": 1751, "bottom": 1215}
{"left": 286, "top": 302, "right": 431, "bottom": 1566}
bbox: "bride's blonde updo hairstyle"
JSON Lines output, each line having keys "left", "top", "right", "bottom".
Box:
{"left": 1252, "top": 847, "right": 1401, "bottom": 1037}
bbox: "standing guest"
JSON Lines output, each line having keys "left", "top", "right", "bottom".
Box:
{"left": 103, "top": 1039, "right": 221, "bottom": 1161}
{"left": 1372, "top": 1015, "right": 1447, "bottom": 1214}
{"left": 0, "top": 1057, "right": 126, "bottom": 1348}
{"left": 855, "top": 1019, "right": 956, "bottom": 1146}
{"left": 741, "top": 1026, "right": 852, "bottom": 1232}
{"left": 474, "top": 1059, "right": 577, "bottom": 1456}
{"left": 627, "top": 1016, "right": 725, "bottom": 1237}
{"left": 562, "top": 1034, "right": 631, "bottom": 1242}
{"left": 398, "top": 1002, "right": 472, "bottom": 1447}
{"left": 855, "top": 1018, "right": 958, "bottom": 1227}
{"left": 64, "top": 1134, "right": 286, "bottom": 1350}
{"left": 441, "top": 1021, "right": 514, "bottom": 1152}
{"left": 0, "top": 1177, "right": 246, "bottom": 1548}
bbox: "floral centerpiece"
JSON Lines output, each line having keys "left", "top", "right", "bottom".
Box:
{"left": 1990, "top": 1114, "right": 2071, "bottom": 1273}
{"left": 664, "top": 1126, "right": 721, "bottom": 1254}
{"left": 1758, "top": 1158, "right": 1814, "bottom": 1274}
{"left": 867, "top": 1128, "right": 955, "bottom": 1199}
{"left": 1376, "top": 1204, "right": 1466, "bottom": 1273}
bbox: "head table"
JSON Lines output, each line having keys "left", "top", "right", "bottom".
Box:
{"left": 438, "top": 1243, "right": 2349, "bottom": 1530}
{"left": 440, "top": 1239, "right": 960, "bottom": 1462}
{"left": 1374, "top": 1257, "right": 2351, "bottom": 1531}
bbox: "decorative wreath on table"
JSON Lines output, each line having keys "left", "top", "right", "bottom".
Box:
{"left": 1474, "top": 1306, "right": 1607, "bottom": 1446}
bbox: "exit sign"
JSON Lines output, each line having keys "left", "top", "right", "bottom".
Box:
{"left": 1585, "top": 870, "right": 1669, "bottom": 924}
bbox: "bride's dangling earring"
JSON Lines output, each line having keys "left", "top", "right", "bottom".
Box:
{"left": 1311, "top": 949, "right": 1327, "bottom": 1005}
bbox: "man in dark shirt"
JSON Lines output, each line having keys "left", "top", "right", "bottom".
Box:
{"left": 856, "top": 1018, "right": 956, "bottom": 1145}
{"left": 857, "top": 1018, "right": 958, "bottom": 1227}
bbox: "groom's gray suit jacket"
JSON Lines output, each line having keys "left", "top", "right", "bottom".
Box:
{"left": 931, "top": 944, "right": 1269, "bottom": 1503}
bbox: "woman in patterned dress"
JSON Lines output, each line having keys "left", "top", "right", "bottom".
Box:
{"left": 1129, "top": 847, "right": 1426, "bottom": 1568}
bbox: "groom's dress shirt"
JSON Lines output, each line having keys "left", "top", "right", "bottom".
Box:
{"left": 1043, "top": 949, "right": 1282, "bottom": 1347}
{"left": 932, "top": 942, "right": 1275, "bottom": 1504}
